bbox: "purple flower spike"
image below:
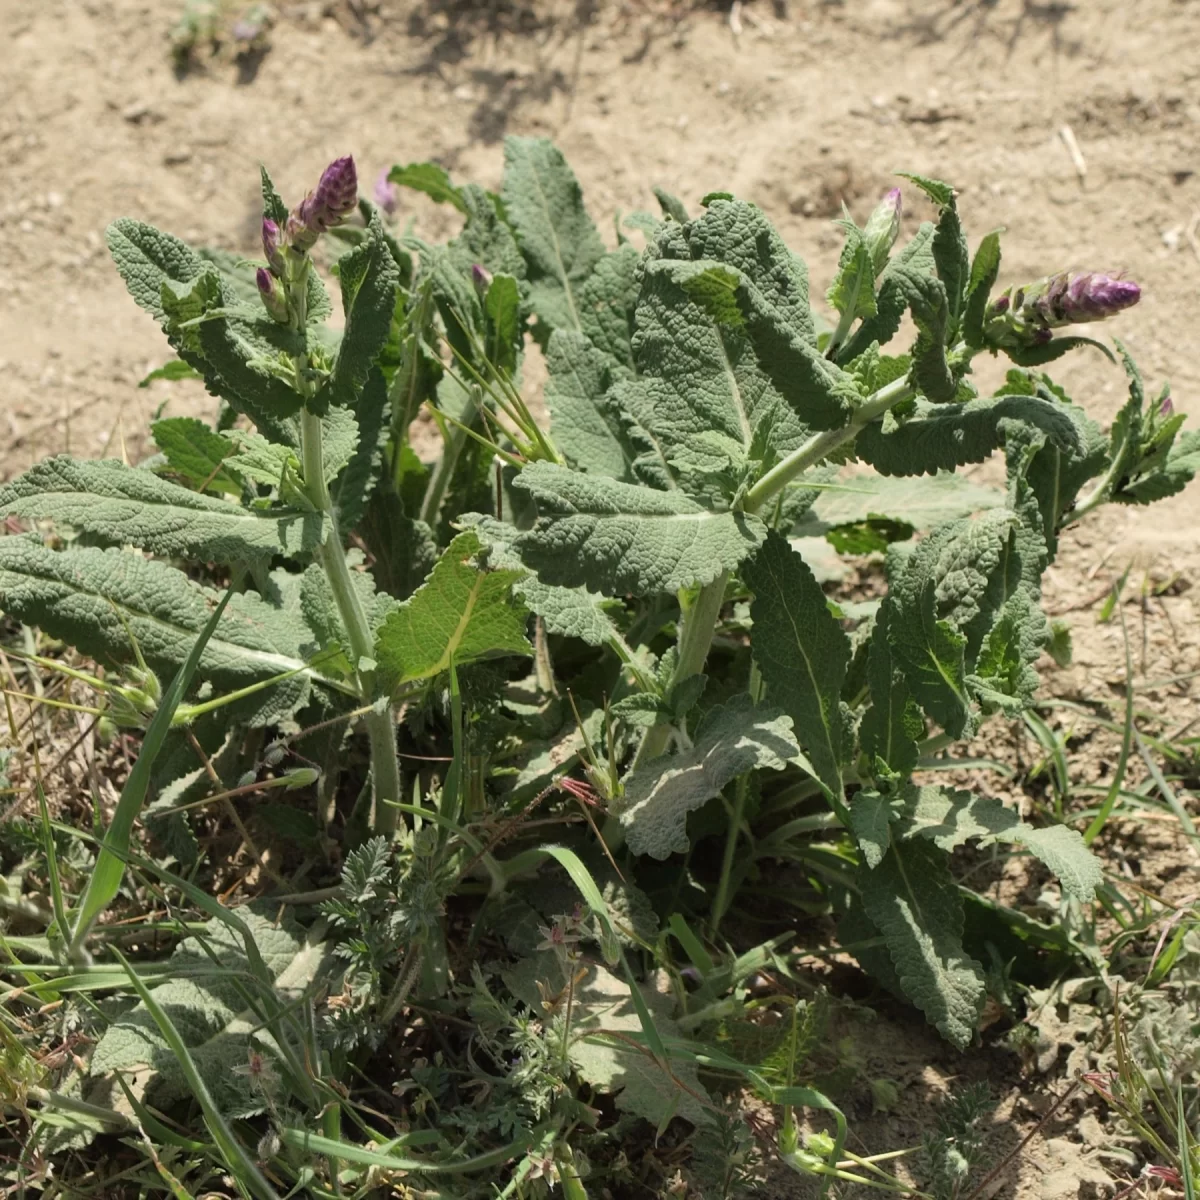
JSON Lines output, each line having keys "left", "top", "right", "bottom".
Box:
{"left": 261, "top": 218, "right": 285, "bottom": 275}
{"left": 374, "top": 168, "right": 400, "bottom": 217}
{"left": 984, "top": 269, "right": 1141, "bottom": 353}
{"left": 257, "top": 266, "right": 290, "bottom": 323}
{"left": 864, "top": 187, "right": 902, "bottom": 274}
{"left": 288, "top": 155, "right": 358, "bottom": 252}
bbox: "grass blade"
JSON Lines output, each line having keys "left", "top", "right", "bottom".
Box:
{"left": 68, "top": 589, "right": 233, "bottom": 961}
{"left": 113, "top": 947, "right": 281, "bottom": 1200}
{"left": 1084, "top": 599, "right": 1134, "bottom": 846}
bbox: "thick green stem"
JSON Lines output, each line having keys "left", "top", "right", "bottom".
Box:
{"left": 300, "top": 409, "right": 402, "bottom": 834}
{"left": 634, "top": 570, "right": 730, "bottom": 768}
{"left": 742, "top": 374, "right": 915, "bottom": 514}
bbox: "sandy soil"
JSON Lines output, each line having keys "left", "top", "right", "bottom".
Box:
{"left": 4, "top": 0, "right": 1200, "bottom": 1195}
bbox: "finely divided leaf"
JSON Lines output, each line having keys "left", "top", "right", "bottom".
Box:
{"left": 513, "top": 461, "right": 765, "bottom": 596}
{"left": 744, "top": 532, "right": 851, "bottom": 796}
{"left": 894, "top": 784, "right": 1102, "bottom": 900}
{"left": 502, "top": 136, "right": 606, "bottom": 334}
{"left": 858, "top": 839, "right": 986, "bottom": 1048}
{"left": 374, "top": 529, "right": 532, "bottom": 689}
{"left": 618, "top": 694, "right": 798, "bottom": 858}
{"left": 0, "top": 457, "right": 326, "bottom": 564}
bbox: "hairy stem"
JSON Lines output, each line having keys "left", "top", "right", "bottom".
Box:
{"left": 300, "top": 408, "right": 402, "bottom": 833}
{"left": 633, "top": 570, "right": 730, "bottom": 768}
{"left": 742, "top": 373, "right": 915, "bottom": 514}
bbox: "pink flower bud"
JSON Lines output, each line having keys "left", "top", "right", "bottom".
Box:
{"left": 261, "top": 218, "right": 284, "bottom": 275}
{"left": 864, "top": 187, "right": 902, "bottom": 274}
{"left": 984, "top": 271, "right": 1141, "bottom": 353}
{"left": 374, "top": 168, "right": 400, "bottom": 217}
{"left": 256, "top": 266, "right": 289, "bottom": 323}
{"left": 471, "top": 263, "right": 493, "bottom": 296}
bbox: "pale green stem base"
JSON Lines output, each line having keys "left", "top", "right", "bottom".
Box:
{"left": 300, "top": 409, "right": 402, "bottom": 834}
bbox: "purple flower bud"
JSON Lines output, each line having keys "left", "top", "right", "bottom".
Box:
{"left": 1158, "top": 389, "right": 1174, "bottom": 419}
{"left": 256, "top": 266, "right": 289, "bottom": 323}
{"left": 471, "top": 263, "right": 493, "bottom": 296}
{"left": 261, "top": 218, "right": 284, "bottom": 275}
{"left": 374, "top": 168, "right": 400, "bottom": 217}
{"left": 863, "top": 187, "right": 902, "bottom": 274}
{"left": 288, "top": 155, "right": 358, "bottom": 253}
{"left": 984, "top": 270, "right": 1141, "bottom": 353}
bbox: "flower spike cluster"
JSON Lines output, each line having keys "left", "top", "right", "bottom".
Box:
{"left": 256, "top": 155, "right": 357, "bottom": 324}
{"left": 984, "top": 270, "right": 1140, "bottom": 351}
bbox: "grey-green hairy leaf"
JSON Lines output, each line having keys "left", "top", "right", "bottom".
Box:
{"left": 91, "top": 909, "right": 329, "bottom": 1114}
{"left": 0, "top": 457, "right": 326, "bottom": 564}
{"left": 514, "top": 461, "right": 765, "bottom": 596}
{"left": 502, "top": 136, "right": 606, "bottom": 335}
{"left": 618, "top": 694, "right": 798, "bottom": 858}
{"left": 894, "top": 784, "right": 1101, "bottom": 900}
{"left": 858, "top": 839, "right": 986, "bottom": 1049}
{"left": 745, "top": 532, "right": 851, "bottom": 797}
{"left": 151, "top": 417, "right": 243, "bottom": 497}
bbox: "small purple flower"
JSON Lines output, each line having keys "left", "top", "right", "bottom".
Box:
{"left": 471, "top": 263, "right": 493, "bottom": 296}
{"left": 374, "top": 168, "right": 400, "bottom": 217}
{"left": 261, "top": 218, "right": 284, "bottom": 275}
{"left": 256, "top": 266, "right": 289, "bottom": 323}
{"left": 864, "top": 187, "right": 902, "bottom": 274}
{"left": 1159, "top": 388, "right": 1174, "bottom": 419}
{"left": 287, "top": 156, "right": 358, "bottom": 252}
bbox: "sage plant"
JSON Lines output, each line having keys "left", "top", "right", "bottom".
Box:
{"left": 1, "top": 142, "right": 1196, "bottom": 1048}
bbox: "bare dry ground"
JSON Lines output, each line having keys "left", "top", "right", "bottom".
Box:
{"left": 3, "top": 0, "right": 1200, "bottom": 1195}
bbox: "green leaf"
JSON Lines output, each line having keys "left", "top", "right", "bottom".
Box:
{"left": 107, "top": 218, "right": 206, "bottom": 323}
{"left": 318, "top": 212, "right": 401, "bottom": 410}
{"left": 0, "top": 456, "right": 326, "bottom": 564}
{"left": 575, "top": 244, "right": 641, "bottom": 374}
{"left": 617, "top": 694, "right": 798, "bottom": 858}
{"left": 447, "top": 184, "right": 528, "bottom": 283}
{"left": 893, "top": 784, "right": 1102, "bottom": 900}
{"left": 858, "top": 601, "right": 923, "bottom": 779}
{"left": 827, "top": 222, "right": 877, "bottom": 322}
{"left": 545, "top": 330, "right": 637, "bottom": 481}
{"left": 139, "top": 359, "right": 202, "bottom": 387}
{"left": 653, "top": 186, "right": 689, "bottom": 223}
{"left": 260, "top": 164, "right": 288, "bottom": 225}
{"left": 849, "top": 791, "right": 892, "bottom": 869}
{"left": 886, "top": 545, "right": 973, "bottom": 740}
{"left": 856, "top": 393, "right": 1082, "bottom": 477}
{"left": 331, "top": 367, "right": 388, "bottom": 529}
{"left": 484, "top": 272, "right": 522, "bottom": 375}
{"left": 513, "top": 461, "right": 766, "bottom": 596}
{"left": 744, "top": 533, "right": 851, "bottom": 797}
{"left": 502, "top": 137, "right": 606, "bottom": 335}
{"left": 898, "top": 173, "right": 955, "bottom": 208}
{"left": 1121, "top": 429, "right": 1200, "bottom": 504}
{"left": 962, "top": 230, "right": 1002, "bottom": 349}
{"left": 797, "top": 471, "right": 1004, "bottom": 537}
{"left": 95, "top": 910, "right": 329, "bottom": 1115}
{"left": 301, "top": 557, "right": 395, "bottom": 678}
{"left": 0, "top": 538, "right": 322, "bottom": 721}
{"left": 837, "top": 223, "right": 934, "bottom": 364}
{"left": 151, "top": 417, "right": 242, "bottom": 496}
{"left": 387, "top": 161, "right": 469, "bottom": 213}
{"left": 857, "top": 839, "right": 986, "bottom": 1048}
{"left": 374, "top": 529, "right": 532, "bottom": 689}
